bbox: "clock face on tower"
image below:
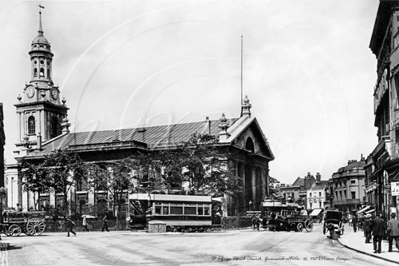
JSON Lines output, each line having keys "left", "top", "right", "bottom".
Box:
{"left": 26, "top": 87, "right": 35, "bottom": 98}
{"left": 51, "top": 89, "right": 58, "bottom": 100}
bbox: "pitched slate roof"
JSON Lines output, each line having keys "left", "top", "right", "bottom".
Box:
{"left": 309, "top": 180, "right": 329, "bottom": 191}
{"left": 292, "top": 177, "right": 304, "bottom": 187}
{"left": 42, "top": 118, "right": 238, "bottom": 152}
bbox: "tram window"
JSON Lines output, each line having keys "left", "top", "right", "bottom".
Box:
{"left": 204, "top": 207, "right": 210, "bottom": 215}
{"left": 198, "top": 207, "right": 204, "bottom": 215}
{"left": 163, "top": 206, "right": 169, "bottom": 215}
{"left": 184, "top": 207, "right": 196, "bottom": 215}
{"left": 155, "top": 206, "right": 161, "bottom": 214}
{"left": 170, "top": 206, "right": 183, "bottom": 215}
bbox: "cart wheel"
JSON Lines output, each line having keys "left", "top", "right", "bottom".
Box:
{"left": 35, "top": 221, "right": 46, "bottom": 235}
{"left": 26, "top": 220, "right": 45, "bottom": 236}
{"left": 296, "top": 223, "right": 303, "bottom": 232}
{"left": 7, "top": 224, "right": 22, "bottom": 237}
{"left": 305, "top": 219, "right": 313, "bottom": 232}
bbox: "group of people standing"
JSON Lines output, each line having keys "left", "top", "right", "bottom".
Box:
{"left": 65, "top": 215, "right": 110, "bottom": 237}
{"left": 355, "top": 212, "right": 399, "bottom": 253}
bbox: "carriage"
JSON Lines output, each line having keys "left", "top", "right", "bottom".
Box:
{"left": 262, "top": 200, "right": 312, "bottom": 232}
{"left": 1, "top": 210, "right": 46, "bottom": 236}
{"left": 323, "top": 210, "right": 344, "bottom": 238}
{"left": 271, "top": 213, "right": 313, "bottom": 232}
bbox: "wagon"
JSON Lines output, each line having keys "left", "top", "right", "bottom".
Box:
{"left": 323, "top": 210, "right": 344, "bottom": 238}
{"left": 286, "top": 214, "right": 313, "bottom": 232}
{"left": 267, "top": 214, "right": 313, "bottom": 232}
{"left": 1, "top": 210, "right": 46, "bottom": 236}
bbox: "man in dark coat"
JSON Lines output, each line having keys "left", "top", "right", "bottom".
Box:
{"left": 363, "top": 214, "right": 372, "bottom": 243}
{"left": 372, "top": 212, "right": 386, "bottom": 253}
{"left": 66, "top": 217, "right": 76, "bottom": 237}
{"left": 352, "top": 215, "right": 358, "bottom": 232}
{"left": 101, "top": 215, "right": 109, "bottom": 232}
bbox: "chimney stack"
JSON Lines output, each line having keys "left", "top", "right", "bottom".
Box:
{"left": 204, "top": 116, "right": 211, "bottom": 135}
{"left": 316, "top": 172, "right": 321, "bottom": 184}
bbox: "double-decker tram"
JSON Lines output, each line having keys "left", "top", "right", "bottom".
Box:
{"left": 128, "top": 192, "right": 212, "bottom": 232}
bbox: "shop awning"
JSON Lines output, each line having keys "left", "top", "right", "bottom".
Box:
{"left": 366, "top": 208, "right": 376, "bottom": 214}
{"left": 309, "top": 209, "right": 322, "bottom": 216}
{"left": 356, "top": 206, "right": 371, "bottom": 214}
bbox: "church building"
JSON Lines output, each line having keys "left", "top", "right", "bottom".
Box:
{"left": 6, "top": 10, "right": 274, "bottom": 218}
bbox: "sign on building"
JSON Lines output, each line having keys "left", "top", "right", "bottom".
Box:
{"left": 391, "top": 182, "right": 399, "bottom": 196}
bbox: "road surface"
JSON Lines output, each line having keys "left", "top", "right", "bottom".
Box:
{"left": 0, "top": 224, "right": 395, "bottom": 266}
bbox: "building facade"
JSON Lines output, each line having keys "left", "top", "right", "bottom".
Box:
{"left": 280, "top": 172, "right": 316, "bottom": 209}
{"left": 366, "top": 1, "right": 399, "bottom": 219}
{"left": 6, "top": 10, "right": 275, "bottom": 218}
{"left": 330, "top": 157, "right": 366, "bottom": 213}
{"left": 306, "top": 173, "right": 328, "bottom": 210}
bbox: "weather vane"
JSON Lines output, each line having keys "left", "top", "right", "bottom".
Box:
{"left": 38, "top": 4, "right": 45, "bottom": 14}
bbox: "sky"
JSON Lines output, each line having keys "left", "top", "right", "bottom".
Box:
{"left": 0, "top": 0, "right": 380, "bottom": 185}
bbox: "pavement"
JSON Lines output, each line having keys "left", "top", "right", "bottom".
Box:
{"left": 337, "top": 223, "right": 399, "bottom": 264}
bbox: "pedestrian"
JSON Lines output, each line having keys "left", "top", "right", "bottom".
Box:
{"left": 363, "top": 214, "right": 372, "bottom": 243}
{"left": 251, "top": 214, "right": 257, "bottom": 230}
{"left": 256, "top": 214, "right": 261, "bottom": 231}
{"left": 387, "top": 212, "right": 399, "bottom": 252}
{"left": 66, "top": 217, "right": 76, "bottom": 237}
{"left": 82, "top": 215, "right": 89, "bottom": 232}
{"left": 372, "top": 212, "right": 385, "bottom": 253}
{"left": 352, "top": 215, "right": 358, "bottom": 232}
{"left": 101, "top": 215, "right": 109, "bottom": 232}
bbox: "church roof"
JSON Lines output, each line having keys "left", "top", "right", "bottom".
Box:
{"left": 42, "top": 118, "right": 238, "bottom": 152}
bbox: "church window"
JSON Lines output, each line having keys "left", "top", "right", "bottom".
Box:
{"left": 47, "top": 69, "right": 50, "bottom": 78}
{"left": 40, "top": 60, "right": 44, "bottom": 64}
{"left": 39, "top": 68, "right": 44, "bottom": 77}
{"left": 34, "top": 68, "right": 37, "bottom": 77}
{"left": 34, "top": 60, "right": 37, "bottom": 65}
{"left": 245, "top": 137, "right": 254, "bottom": 153}
{"left": 28, "top": 116, "right": 35, "bottom": 135}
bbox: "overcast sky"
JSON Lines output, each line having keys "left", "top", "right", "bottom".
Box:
{"left": 0, "top": 0, "right": 380, "bottom": 185}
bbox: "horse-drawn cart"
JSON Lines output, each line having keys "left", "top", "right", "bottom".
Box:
{"left": 1, "top": 210, "right": 46, "bottom": 236}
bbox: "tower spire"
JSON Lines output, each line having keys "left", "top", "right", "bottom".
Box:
{"left": 38, "top": 4, "right": 45, "bottom": 36}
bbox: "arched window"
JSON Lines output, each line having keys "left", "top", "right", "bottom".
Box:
{"left": 47, "top": 69, "right": 50, "bottom": 79}
{"left": 28, "top": 116, "right": 35, "bottom": 135}
{"left": 245, "top": 137, "right": 254, "bottom": 153}
{"left": 39, "top": 68, "right": 44, "bottom": 77}
{"left": 34, "top": 68, "right": 37, "bottom": 77}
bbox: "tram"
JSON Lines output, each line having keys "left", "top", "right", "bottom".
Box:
{"left": 128, "top": 192, "right": 213, "bottom": 232}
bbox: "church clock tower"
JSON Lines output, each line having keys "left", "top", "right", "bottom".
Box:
{"left": 15, "top": 8, "right": 69, "bottom": 150}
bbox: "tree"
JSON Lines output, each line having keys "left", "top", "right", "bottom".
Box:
{"left": 87, "top": 158, "right": 133, "bottom": 220}
{"left": 21, "top": 149, "right": 86, "bottom": 216}
{"left": 178, "top": 133, "right": 242, "bottom": 197}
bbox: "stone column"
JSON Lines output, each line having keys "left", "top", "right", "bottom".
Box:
{"left": 18, "top": 171, "right": 23, "bottom": 207}
{"left": 18, "top": 112, "right": 22, "bottom": 142}
{"left": 240, "top": 163, "right": 246, "bottom": 213}
{"left": 252, "top": 168, "right": 256, "bottom": 209}
{"left": 261, "top": 168, "right": 266, "bottom": 199}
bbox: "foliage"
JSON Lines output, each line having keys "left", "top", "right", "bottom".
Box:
{"left": 21, "top": 149, "right": 86, "bottom": 216}
{"left": 87, "top": 158, "right": 133, "bottom": 218}
{"left": 177, "top": 133, "right": 242, "bottom": 196}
